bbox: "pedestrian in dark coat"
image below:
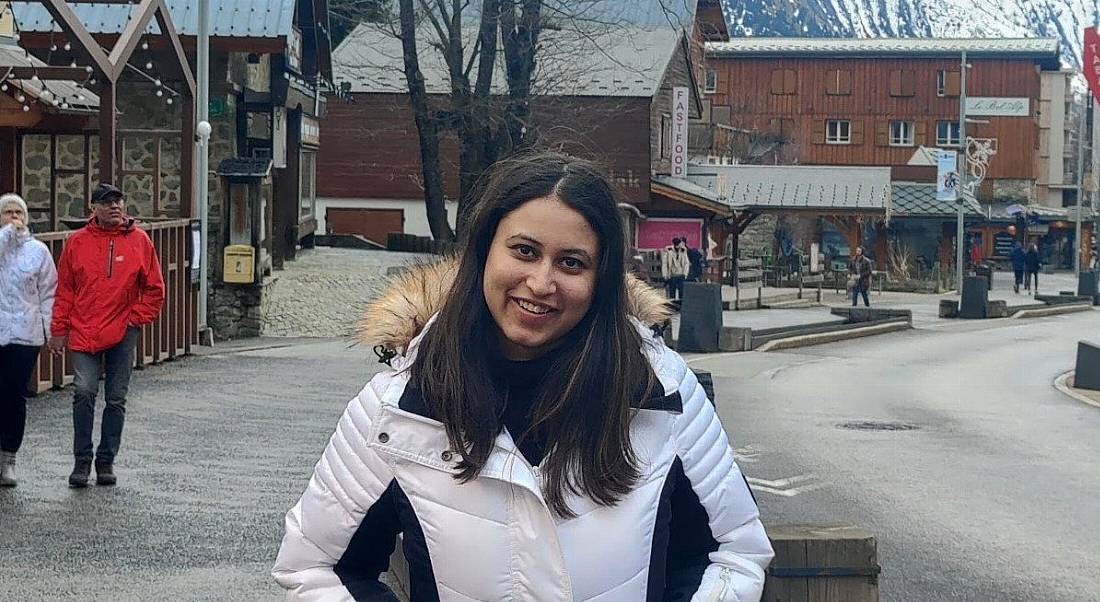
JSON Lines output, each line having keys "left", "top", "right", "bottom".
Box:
{"left": 1024, "top": 244, "right": 1040, "bottom": 293}
{"left": 1009, "top": 241, "right": 1026, "bottom": 294}
{"left": 848, "top": 247, "right": 874, "bottom": 307}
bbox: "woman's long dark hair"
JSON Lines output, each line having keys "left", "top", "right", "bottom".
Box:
{"left": 409, "top": 152, "right": 657, "bottom": 517}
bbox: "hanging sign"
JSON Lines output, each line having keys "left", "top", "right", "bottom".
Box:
{"left": 936, "top": 150, "right": 959, "bottom": 202}
{"left": 272, "top": 107, "right": 287, "bottom": 168}
{"left": 671, "top": 86, "right": 689, "bottom": 177}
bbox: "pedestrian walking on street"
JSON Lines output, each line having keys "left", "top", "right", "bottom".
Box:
{"left": 687, "top": 244, "right": 706, "bottom": 282}
{"left": 1024, "top": 243, "right": 1041, "bottom": 293}
{"left": 848, "top": 246, "right": 874, "bottom": 307}
{"left": 49, "top": 183, "right": 165, "bottom": 488}
{"left": 273, "top": 153, "right": 772, "bottom": 601}
{"left": 0, "top": 193, "right": 58, "bottom": 488}
{"left": 661, "top": 236, "right": 690, "bottom": 300}
{"left": 1010, "top": 240, "right": 1027, "bottom": 294}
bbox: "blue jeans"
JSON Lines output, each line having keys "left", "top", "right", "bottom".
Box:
{"left": 852, "top": 283, "right": 870, "bottom": 307}
{"left": 71, "top": 328, "right": 139, "bottom": 464}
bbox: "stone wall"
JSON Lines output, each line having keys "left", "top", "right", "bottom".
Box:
{"left": 740, "top": 213, "right": 777, "bottom": 256}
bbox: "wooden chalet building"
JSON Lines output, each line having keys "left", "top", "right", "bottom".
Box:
{"left": 318, "top": 0, "right": 738, "bottom": 259}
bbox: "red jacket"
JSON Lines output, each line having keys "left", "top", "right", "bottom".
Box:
{"left": 51, "top": 217, "right": 166, "bottom": 353}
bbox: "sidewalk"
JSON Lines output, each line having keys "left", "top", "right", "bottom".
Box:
{"left": 0, "top": 338, "right": 384, "bottom": 601}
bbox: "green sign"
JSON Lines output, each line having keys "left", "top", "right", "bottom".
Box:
{"left": 209, "top": 97, "right": 227, "bottom": 119}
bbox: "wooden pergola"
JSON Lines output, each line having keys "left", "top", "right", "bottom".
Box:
{"left": 10, "top": 0, "right": 196, "bottom": 216}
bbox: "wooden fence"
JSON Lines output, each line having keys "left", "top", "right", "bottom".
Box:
{"left": 30, "top": 219, "right": 199, "bottom": 394}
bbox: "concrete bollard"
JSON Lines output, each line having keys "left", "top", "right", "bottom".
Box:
{"left": 1075, "top": 341, "right": 1100, "bottom": 391}
{"left": 959, "top": 276, "right": 989, "bottom": 319}
{"left": 939, "top": 299, "right": 959, "bottom": 318}
{"left": 763, "top": 525, "right": 880, "bottom": 602}
{"left": 1077, "top": 271, "right": 1099, "bottom": 305}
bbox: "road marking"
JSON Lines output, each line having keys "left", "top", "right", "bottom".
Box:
{"left": 734, "top": 445, "right": 761, "bottom": 463}
{"left": 745, "top": 473, "right": 824, "bottom": 497}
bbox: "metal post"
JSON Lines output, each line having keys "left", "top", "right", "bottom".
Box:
{"left": 197, "top": 0, "right": 210, "bottom": 337}
{"left": 1075, "top": 89, "right": 1091, "bottom": 275}
{"left": 956, "top": 51, "right": 968, "bottom": 294}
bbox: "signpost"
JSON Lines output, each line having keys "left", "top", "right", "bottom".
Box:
{"left": 671, "top": 86, "right": 689, "bottom": 178}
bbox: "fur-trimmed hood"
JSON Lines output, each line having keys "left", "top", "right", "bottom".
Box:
{"left": 359, "top": 258, "right": 672, "bottom": 357}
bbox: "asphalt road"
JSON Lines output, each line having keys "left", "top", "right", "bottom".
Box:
{"left": 691, "top": 307, "right": 1100, "bottom": 601}
{"left": 2, "top": 299, "right": 1097, "bottom": 600}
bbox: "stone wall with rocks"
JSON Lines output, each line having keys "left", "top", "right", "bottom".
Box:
{"left": 740, "top": 213, "right": 777, "bottom": 256}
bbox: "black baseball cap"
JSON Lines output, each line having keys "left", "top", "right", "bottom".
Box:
{"left": 91, "top": 183, "right": 124, "bottom": 204}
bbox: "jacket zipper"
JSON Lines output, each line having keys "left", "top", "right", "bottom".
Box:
{"left": 107, "top": 240, "right": 115, "bottom": 278}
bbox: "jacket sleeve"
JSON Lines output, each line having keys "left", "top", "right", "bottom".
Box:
{"left": 273, "top": 378, "right": 403, "bottom": 601}
{"left": 50, "top": 242, "right": 75, "bottom": 338}
{"left": 130, "top": 231, "right": 165, "bottom": 326}
{"left": 666, "top": 350, "right": 773, "bottom": 601}
{"left": 37, "top": 244, "right": 59, "bottom": 342}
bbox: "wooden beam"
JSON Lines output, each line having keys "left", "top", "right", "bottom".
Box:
{"left": 40, "top": 0, "right": 113, "bottom": 79}
{"left": 153, "top": 0, "right": 196, "bottom": 96}
{"left": 99, "top": 80, "right": 117, "bottom": 184}
{"left": 107, "top": 0, "right": 160, "bottom": 82}
{"left": 7, "top": 67, "right": 92, "bottom": 81}
{"left": 180, "top": 93, "right": 195, "bottom": 219}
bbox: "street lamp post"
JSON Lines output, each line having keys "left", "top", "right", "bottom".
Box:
{"left": 956, "top": 51, "right": 968, "bottom": 294}
{"left": 197, "top": 0, "right": 210, "bottom": 341}
{"left": 1074, "top": 89, "right": 1092, "bottom": 275}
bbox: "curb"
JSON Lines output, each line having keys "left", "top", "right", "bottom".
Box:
{"left": 756, "top": 320, "right": 911, "bottom": 352}
{"left": 1054, "top": 371, "right": 1100, "bottom": 410}
{"left": 1011, "top": 304, "right": 1094, "bottom": 319}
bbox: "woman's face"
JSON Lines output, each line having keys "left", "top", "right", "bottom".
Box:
{"left": 483, "top": 195, "right": 600, "bottom": 361}
{"left": 1, "top": 203, "right": 25, "bottom": 227}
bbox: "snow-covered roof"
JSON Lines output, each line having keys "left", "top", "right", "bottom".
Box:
{"left": 686, "top": 165, "right": 892, "bottom": 213}
{"left": 335, "top": 23, "right": 684, "bottom": 97}
{"left": 707, "top": 37, "right": 1061, "bottom": 63}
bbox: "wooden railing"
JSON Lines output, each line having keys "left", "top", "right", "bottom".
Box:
{"left": 30, "top": 219, "right": 199, "bottom": 394}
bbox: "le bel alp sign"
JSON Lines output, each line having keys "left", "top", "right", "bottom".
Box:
{"left": 965, "top": 97, "right": 1030, "bottom": 117}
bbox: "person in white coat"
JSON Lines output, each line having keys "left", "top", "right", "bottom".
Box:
{"left": 0, "top": 193, "right": 58, "bottom": 487}
{"left": 661, "top": 237, "right": 691, "bottom": 300}
{"left": 273, "top": 153, "right": 772, "bottom": 601}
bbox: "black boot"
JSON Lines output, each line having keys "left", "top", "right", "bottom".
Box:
{"left": 68, "top": 460, "right": 92, "bottom": 488}
{"left": 95, "top": 462, "right": 116, "bottom": 486}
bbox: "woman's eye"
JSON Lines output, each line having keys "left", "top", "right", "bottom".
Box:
{"left": 561, "top": 257, "right": 586, "bottom": 270}
{"left": 514, "top": 244, "right": 537, "bottom": 258}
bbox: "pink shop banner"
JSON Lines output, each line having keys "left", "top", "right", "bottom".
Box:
{"left": 637, "top": 219, "right": 703, "bottom": 251}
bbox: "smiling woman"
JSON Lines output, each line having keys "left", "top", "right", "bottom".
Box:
{"left": 273, "top": 153, "right": 773, "bottom": 601}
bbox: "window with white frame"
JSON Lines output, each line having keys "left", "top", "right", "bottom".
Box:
{"left": 889, "top": 121, "right": 915, "bottom": 146}
{"left": 704, "top": 70, "right": 718, "bottom": 93}
{"left": 936, "top": 121, "right": 961, "bottom": 146}
{"left": 826, "top": 120, "right": 851, "bottom": 144}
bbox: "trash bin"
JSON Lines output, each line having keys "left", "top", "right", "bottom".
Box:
{"left": 678, "top": 282, "right": 723, "bottom": 352}
{"left": 974, "top": 264, "right": 993, "bottom": 291}
{"left": 959, "top": 275, "right": 989, "bottom": 319}
{"left": 1077, "top": 270, "right": 1099, "bottom": 305}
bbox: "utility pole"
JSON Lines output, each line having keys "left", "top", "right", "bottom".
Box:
{"left": 956, "top": 50, "right": 968, "bottom": 294}
{"left": 197, "top": 0, "right": 211, "bottom": 342}
{"left": 1074, "top": 88, "right": 1092, "bottom": 274}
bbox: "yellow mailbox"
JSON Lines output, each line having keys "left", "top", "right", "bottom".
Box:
{"left": 223, "top": 244, "right": 256, "bottom": 284}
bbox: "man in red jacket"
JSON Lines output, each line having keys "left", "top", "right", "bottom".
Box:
{"left": 49, "top": 183, "right": 165, "bottom": 488}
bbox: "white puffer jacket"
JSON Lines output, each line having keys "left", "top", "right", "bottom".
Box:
{"left": 0, "top": 224, "right": 57, "bottom": 347}
{"left": 273, "top": 261, "right": 773, "bottom": 601}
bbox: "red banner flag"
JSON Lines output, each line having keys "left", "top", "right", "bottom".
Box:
{"left": 1086, "top": 27, "right": 1100, "bottom": 100}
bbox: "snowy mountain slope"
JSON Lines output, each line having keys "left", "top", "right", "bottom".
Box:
{"left": 723, "top": 0, "right": 1099, "bottom": 67}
